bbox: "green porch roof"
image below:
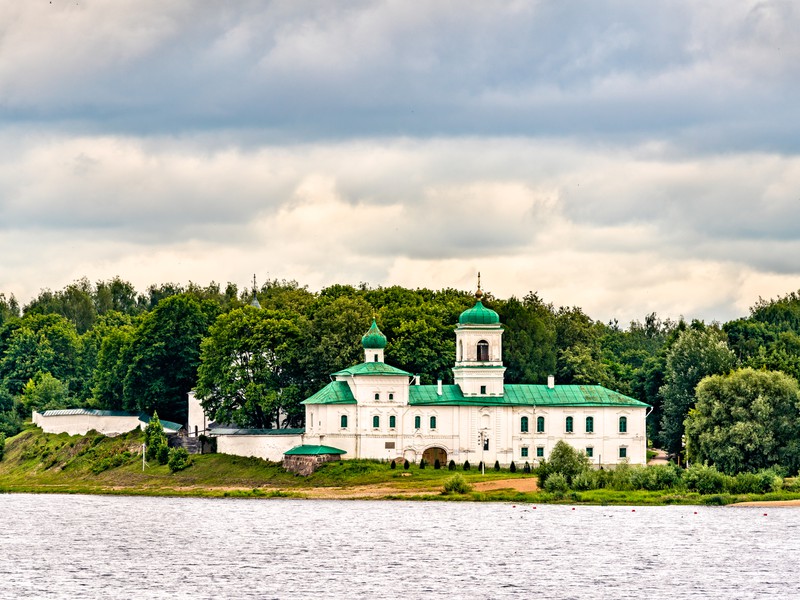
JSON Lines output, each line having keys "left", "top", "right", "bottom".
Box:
{"left": 408, "top": 384, "right": 648, "bottom": 408}
{"left": 303, "top": 381, "right": 356, "bottom": 405}
{"left": 284, "top": 444, "right": 346, "bottom": 456}
{"left": 332, "top": 362, "right": 412, "bottom": 377}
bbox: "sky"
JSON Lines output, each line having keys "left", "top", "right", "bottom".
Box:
{"left": 2, "top": 1, "right": 800, "bottom": 325}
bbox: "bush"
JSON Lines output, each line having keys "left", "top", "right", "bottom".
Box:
{"left": 478, "top": 461, "right": 484, "bottom": 472}
{"left": 419, "top": 458, "right": 426, "bottom": 469}
{"left": 390, "top": 460, "right": 396, "bottom": 470}
{"left": 434, "top": 459, "right": 441, "bottom": 470}
{"left": 443, "top": 473, "right": 472, "bottom": 494}
{"left": 684, "top": 464, "right": 728, "bottom": 495}
{"left": 572, "top": 471, "right": 596, "bottom": 491}
{"left": 168, "top": 447, "right": 192, "bottom": 473}
{"left": 536, "top": 441, "right": 590, "bottom": 487}
{"left": 403, "top": 459, "right": 409, "bottom": 470}
{"left": 523, "top": 461, "right": 531, "bottom": 474}
{"left": 448, "top": 460, "right": 456, "bottom": 471}
{"left": 509, "top": 461, "right": 516, "bottom": 473}
{"left": 494, "top": 460, "right": 501, "bottom": 472}
{"left": 0, "top": 432, "right": 5, "bottom": 461}
{"left": 463, "top": 460, "right": 470, "bottom": 471}
{"left": 544, "top": 472, "right": 569, "bottom": 494}
{"left": 730, "top": 469, "right": 782, "bottom": 494}
{"left": 157, "top": 444, "right": 170, "bottom": 466}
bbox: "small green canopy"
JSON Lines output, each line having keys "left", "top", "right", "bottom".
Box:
{"left": 284, "top": 445, "right": 346, "bottom": 456}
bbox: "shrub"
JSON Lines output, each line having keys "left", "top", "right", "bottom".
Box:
{"left": 390, "top": 460, "right": 396, "bottom": 470}
{"left": 478, "top": 461, "right": 484, "bottom": 472}
{"left": 684, "top": 464, "right": 727, "bottom": 495}
{"left": 0, "top": 432, "right": 5, "bottom": 461}
{"left": 403, "top": 459, "right": 409, "bottom": 470}
{"left": 509, "top": 461, "right": 516, "bottom": 473}
{"left": 572, "top": 471, "right": 595, "bottom": 491}
{"left": 463, "top": 460, "right": 470, "bottom": 471}
{"left": 537, "top": 441, "right": 590, "bottom": 487}
{"left": 168, "top": 447, "right": 192, "bottom": 473}
{"left": 157, "top": 443, "right": 170, "bottom": 466}
{"left": 434, "top": 459, "right": 441, "bottom": 470}
{"left": 544, "top": 472, "right": 569, "bottom": 494}
{"left": 419, "top": 458, "right": 426, "bottom": 469}
{"left": 448, "top": 460, "right": 456, "bottom": 471}
{"left": 443, "top": 473, "right": 473, "bottom": 494}
{"left": 523, "top": 461, "right": 531, "bottom": 474}
{"left": 494, "top": 460, "right": 501, "bottom": 472}
{"left": 730, "top": 469, "right": 782, "bottom": 494}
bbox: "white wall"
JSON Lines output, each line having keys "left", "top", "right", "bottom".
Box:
{"left": 32, "top": 412, "right": 142, "bottom": 437}
{"left": 216, "top": 433, "right": 304, "bottom": 462}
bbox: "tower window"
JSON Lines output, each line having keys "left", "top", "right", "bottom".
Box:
{"left": 480, "top": 385, "right": 487, "bottom": 395}
{"left": 374, "top": 354, "right": 378, "bottom": 362}
{"left": 373, "top": 415, "right": 380, "bottom": 428}
{"left": 586, "top": 416, "right": 594, "bottom": 433}
{"left": 477, "top": 340, "right": 489, "bottom": 361}
{"left": 566, "top": 416, "right": 574, "bottom": 433}
{"left": 521, "top": 416, "right": 529, "bottom": 433}
{"left": 389, "top": 415, "right": 396, "bottom": 429}
{"left": 619, "top": 416, "right": 628, "bottom": 433}
{"left": 340, "top": 415, "right": 348, "bottom": 428}
{"left": 537, "top": 416, "right": 545, "bottom": 433}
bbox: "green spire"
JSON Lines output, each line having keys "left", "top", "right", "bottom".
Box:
{"left": 361, "top": 318, "right": 387, "bottom": 349}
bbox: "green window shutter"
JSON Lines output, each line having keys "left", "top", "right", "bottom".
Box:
{"left": 537, "top": 416, "right": 545, "bottom": 433}
{"left": 373, "top": 415, "right": 380, "bottom": 428}
{"left": 566, "top": 416, "right": 573, "bottom": 433}
{"left": 619, "top": 447, "right": 627, "bottom": 458}
{"left": 340, "top": 415, "right": 348, "bottom": 428}
{"left": 521, "top": 416, "right": 529, "bottom": 433}
{"left": 586, "top": 447, "right": 593, "bottom": 457}
{"left": 619, "top": 416, "right": 627, "bottom": 433}
{"left": 536, "top": 446, "right": 544, "bottom": 457}
{"left": 430, "top": 416, "right": 437, "bottom": 429}
{"left": 521, "top": 447, "right": 529, "bottom": 457}
{"left": 414, "top": 415, "right": 421, "bottom": 428}
{"left": 389, "top": 415, "right": 396, "bottom": 428}
{"left": 585, "top": 416, "right": 594, "bottom": 433}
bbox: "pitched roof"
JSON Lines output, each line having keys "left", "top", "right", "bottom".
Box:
{"left": 332, "top": 362, "right": 412, "bottom": 377}
{"left": 210, "top": 427, "right": 305, "bottom": 436}
{"left": 408, "top": 384, "right": 648, "bottom": 408}
{"left": 284, "top": 444, "right": 346, "bottom": 456}
{"left": 303, "top": 380, "right": 356, "bottom": 405}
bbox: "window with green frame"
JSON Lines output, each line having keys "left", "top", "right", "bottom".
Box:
{"left": 414, "top": 415, "right": 421, "bottom": 429}
{"left": 430, "top": 416, "right": 437, "bottom": 429}
{"left": 521, "top": 416, "right": 529, "bottom": 433}
{"left": 340, "top": 415, "right": 348, "bottom": 428}
{"left": 372, "top": 415, "right": 380, "bottom": 428}
{"left": 565, "top": 416, "right": 574, "bottom": 433}
{"left": 586, "top": 447, "right": 593, "bottom": 457}
{"left": 619, "top": 446, "right": 627, "bottom": 458}
{"left": 536, "top": 446, "right": 544, "bottom": 457}
{"left": 521, "top": 447, "right": 529, "bottom": 457}
{"left": 374, "top": 393, "right": 380, "bottom": 400}
{"left": 619, "top": 416, "right": 627, "bottom": 433}
{"left": 585, "top": 416, "right": 594, "bottom": 433}
{"left": 536, "top": 416, "right": 545, "bottom": 433}
{"left": 389, "top": 415, "right": 396, "bottom": 428}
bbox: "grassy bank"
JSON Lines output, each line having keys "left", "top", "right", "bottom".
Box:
{"left": 3, "top": 426, "right": 800, "bottom": 505}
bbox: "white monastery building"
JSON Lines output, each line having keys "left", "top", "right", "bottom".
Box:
{"left": 201, "top": 286, "right": 650, "bottom": 468}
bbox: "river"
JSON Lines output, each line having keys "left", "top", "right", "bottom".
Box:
{"left": 0, "top": 494, "right": 797, "bottom": 599}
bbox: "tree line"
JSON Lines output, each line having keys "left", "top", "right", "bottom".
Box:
{"left": 2, "top": 277, "right": 800, "bottom": 475}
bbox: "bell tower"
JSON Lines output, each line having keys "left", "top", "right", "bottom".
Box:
{"left": 453, "top": 274, "right": 505, "bottom": 396}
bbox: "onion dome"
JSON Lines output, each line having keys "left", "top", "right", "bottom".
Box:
{"left": 361, "top": 318, "right": 387, "bottom": 349}
{"left": 458, "top": 272, "right": 499, "bottom": 324}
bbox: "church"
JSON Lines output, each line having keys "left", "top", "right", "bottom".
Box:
{"left": 281, "top": 285, "right": 650, "bottom": 468}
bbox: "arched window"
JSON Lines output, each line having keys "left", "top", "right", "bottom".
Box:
{"left": 389, "top": 415, "right": 396, "bottom": 428}
{"left": 585, "top": 416, "right": 594, "bottom": 433}
{"left": 374, "top": 353, "right": 379, "bottom": 362}
{"left": 389, "top": 393, "right": 394, "bottom": 400}
{"left": 536, "top": 416, "right": 545, "bottom": 433}
{"left": 458, "top": 340, "right": 463, "bottom": 361}
{"left": 521, "top": 416, "right": 529, "bottom": 433}
{"left": 374, "top": 392, "right": 380, "bottom": 400}
{"left": 340, "top": 415, "right": 348, "bottom": 428}
{"left": 619, "top": 416, "right": 627, "bottom": 433}
{"left": 565, "top": 416, "right": 574, "bottom": 433}
{"left": 430, "top": 416, "right": 437, "bottom": 429}
{"left": 373, "top": 415, "right": 380, "bottom": 428}
{"left": 477, "top": 340, "right": 489, "bottom": 361}
{"left": 414, "top": 415, "right": 421, "bottom": 428}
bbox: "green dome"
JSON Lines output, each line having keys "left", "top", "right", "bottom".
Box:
{"left": 361, "top": 319, "right": 387, "bottom": 349}
{"left": 458, "top": 301, "right": 500, "bottom": 325}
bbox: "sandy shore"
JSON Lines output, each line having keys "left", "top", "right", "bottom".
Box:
{"left": 730, "top": 499, "right": 800, "bottom": 507}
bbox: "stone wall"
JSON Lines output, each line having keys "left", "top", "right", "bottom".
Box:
{"left": 283, "top": 453, "right": 342, "bottom": 476}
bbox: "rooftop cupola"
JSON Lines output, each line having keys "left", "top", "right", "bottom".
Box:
{"left": 362, "top": 318, "right": 387, "bottom": 363}
{"left": 458, "top": 273, "right": 499, "bottom": 325}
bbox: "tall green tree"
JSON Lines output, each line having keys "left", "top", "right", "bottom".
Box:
{"left": 686, "top": 368, "right": 800, "bottom": 474}
{"left": 123, "top": 295, "right": 219, "bottom": 424}
{"left": 500, "top": 293, "right": 557, "bottom": 384}
{"left": 659, "top": 324, "right": 736, "bottom": 455}
{"left": 20, "top": 372, "right": 71, "bottom": 414}
{"left": 195, "top": 306, "right": 308, "bottom": 428}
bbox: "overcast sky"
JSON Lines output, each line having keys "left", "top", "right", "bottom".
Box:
{"left": 2, "top": 1, "right": 800, "bottom": 324}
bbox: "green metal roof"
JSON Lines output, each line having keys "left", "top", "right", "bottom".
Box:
{"left": 42, "top": 408, "right": 137, "bottom": 418}
{"left": 361, "top": 318, "right": 387, "bottom": 349}
{"left": 302, "top": 381, "right": 356, "bottom": 405}
{"left": 211, "top": 427, "right": 305, "bottom": 436}
{"left": 332, "top": 362, "right": 412, "bottom": 377}
{"left": 458, "top": 300, "right": 500, "bottom": 325}
{"left": 284, "top": 444, "right": 346, "bottom": 456}
{"left": 408, "top": 384, "right": 649, "bottom": 408}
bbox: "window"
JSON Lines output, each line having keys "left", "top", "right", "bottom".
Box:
{"left": 536, "top": 416, "right": 545, "bottom": 433}
{"left": 536, "top": 446, "right": 544, "bottom": 457}
{"left": 521, "top": 416, "right": 529, "bottom": 433}
{"left": 414, "top": 415, "right": 421, "bottom": 429}
{"left": 430, "top": 416, "right": 437, "bottom": 430}
{"left": 565, "top": 416, "right": 574, "bottom": 433}
{"left": 372, "top": 415, "right": 380, "bottom": 428}
{"left": 477, "top": 340, "right": 489, "bottom": 361}
{"left": 389, "top": 415, "right": 396, "bottom": 428}
{"left": 389, "top": 393, "right": 394, "bottom": 400}
{"left": 374, "top": 353, "right": 379, "bottom": 362}
{"left": 521, "top": 447, "right": 529, "bottom": 458}
{"left": 458, "top": 340, "right": 463, "bottom": 361}
{"left": 483, "top": 438, "right": 489, "bottom": 451}
{"left": 480, "top": 385, "right": 487, "bottom": 395}
{"left": 340, "top": 415, "right": 348, "bottom": 428}
{"left": 619, "top": 416, "right": 628, "bottom": 433}
{"left": 585, "top": 416, "right": 594, "bottom": 433}
{"left": 586, "top": 447, "right": 593, "bottom": 458}
{"left": 619, "top": 446, "right": 627, "bottom": 459}
{"left": 374, "top": 393, "right": 380, "bottom": 401}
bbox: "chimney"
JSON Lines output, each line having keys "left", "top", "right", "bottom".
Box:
{"left": 415, "top": 375, "right": 421, "bottom": 386}
{"left": 547, "top": 375, "right": 555, "bottom": 389}
{"left": 437, "top": 379, "right": 443, "bottom": 396}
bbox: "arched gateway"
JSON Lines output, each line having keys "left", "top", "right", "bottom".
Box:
{"left": 422, "top": 447, "right": 448, "bottom": 466}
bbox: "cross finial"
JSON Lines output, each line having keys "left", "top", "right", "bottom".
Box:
{"left": 253, "top": 273, "right": 257, "bottom": 295}
{"left": 475, "top": 271, "right": 483, "bottom": 300}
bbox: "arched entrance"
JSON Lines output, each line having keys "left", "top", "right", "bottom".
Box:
{"left": 422, "top": 446, "right": 448, "bottom": 466}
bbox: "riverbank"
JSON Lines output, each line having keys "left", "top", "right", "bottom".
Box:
{"left": 3, "top": 427, "right": 800, "bottom": 505}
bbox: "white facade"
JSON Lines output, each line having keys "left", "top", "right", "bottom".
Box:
{"left": 215, "top": 431, "right": 304, "bottom": 462}
{"left": 32, "top": 409, "right": 181, "bottom": 437}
